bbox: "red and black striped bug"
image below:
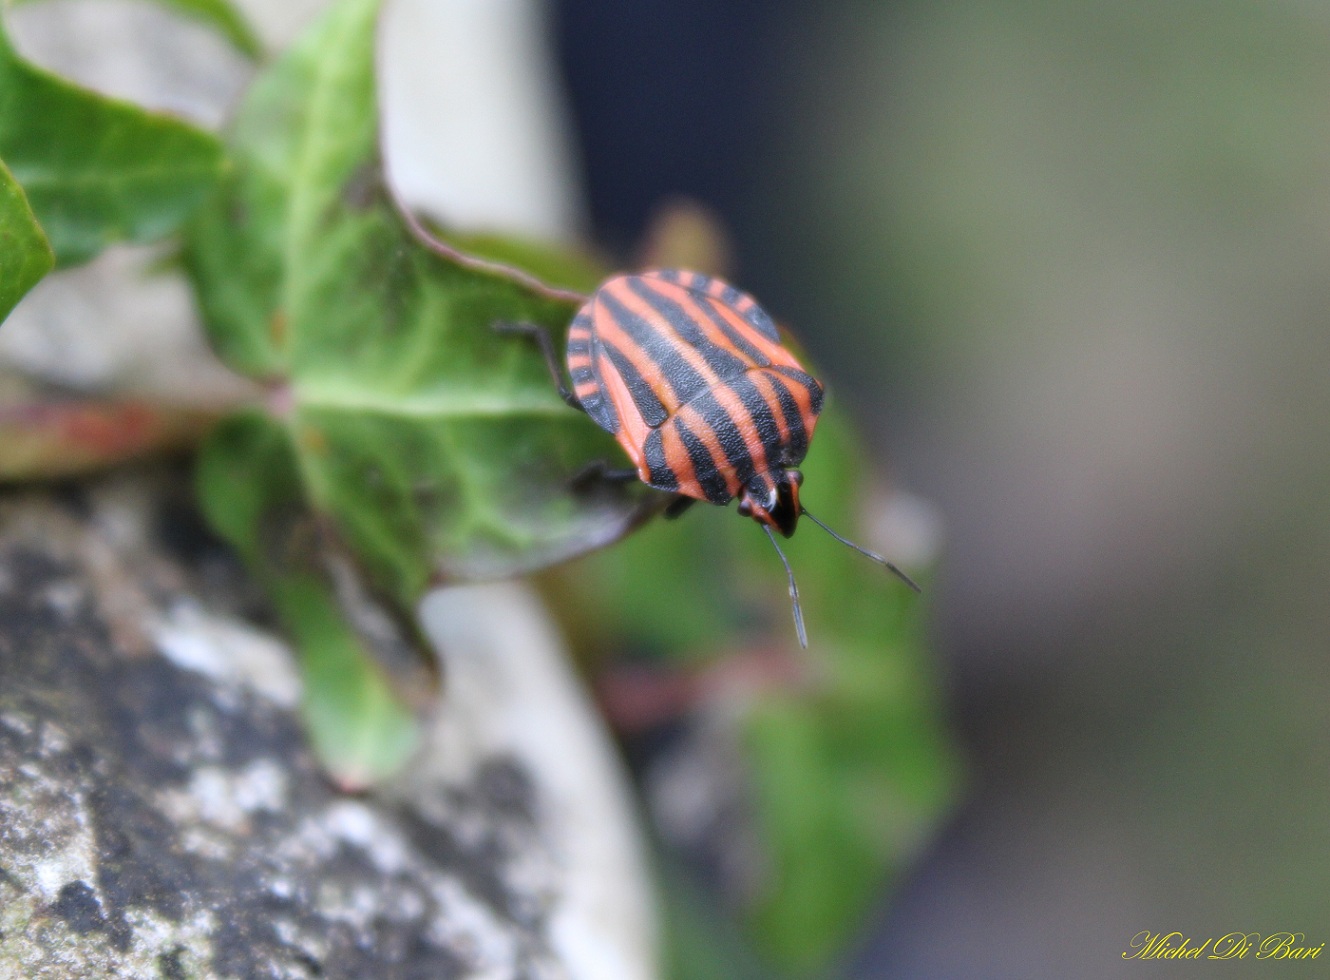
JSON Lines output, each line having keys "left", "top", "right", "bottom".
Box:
{"left": 498, "top": 268, "right": 919, "bottom": 647}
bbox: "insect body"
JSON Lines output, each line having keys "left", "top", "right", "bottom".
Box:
{"left": 502, "top": 268, "right": 918, "bottom": 646}
{"left": 569, "top": 269, "right": 822, "bottom": 534}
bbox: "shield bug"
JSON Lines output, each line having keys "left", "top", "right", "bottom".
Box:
{"left": 499, "top": 268, "right": 919, "bottom": 646}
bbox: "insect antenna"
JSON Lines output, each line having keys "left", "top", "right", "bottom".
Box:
{"left": 801, "top": 507, "right": 922, "bottom": 594}
{"left": 762, "top": 524, "right": 808, "bottom": 649}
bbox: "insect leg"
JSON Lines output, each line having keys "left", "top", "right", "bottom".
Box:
{"left": 571, "top": 459, "right": 640, "bottom": 492}
{"left": 493, "top": 320, "right": 585, "bottom": 412}
{"left": 663, "top": 495, "right": 697, "bottom": 520}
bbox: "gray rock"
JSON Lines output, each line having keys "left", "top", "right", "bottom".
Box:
{"left": 0, "top": 470, "right": 655, "bottom": 979}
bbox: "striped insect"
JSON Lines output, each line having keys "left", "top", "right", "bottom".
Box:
{"left": 499, "top": 268, "right": 919, "bottom": 646}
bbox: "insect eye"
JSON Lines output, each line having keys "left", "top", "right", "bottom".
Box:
{"left": 737, "top": 498, "right": 753, "bottom": 516}
{"left": 787, "top": 470, "right": 804, "bottom": 488}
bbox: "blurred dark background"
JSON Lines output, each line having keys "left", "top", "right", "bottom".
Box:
{"left": 556, "top": 1, "right": 1330, "bottom": 977}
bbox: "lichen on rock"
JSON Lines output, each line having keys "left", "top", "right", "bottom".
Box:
{"left": 0, "top": 469, "right": 654, "bottom": 979}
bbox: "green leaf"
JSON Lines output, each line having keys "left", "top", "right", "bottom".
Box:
{"left": 11, "top": 0, "right": 261, "bottom": 59}
{"left": 186, "top": 0, "right": 651, "bottom": 782}
{"left": 185, "top": 0, "right": 649, "bottom": 609}
{"left": 0, "top": 20, "right": 225, "bottom": 265}
{"left": 659, "top": 863, "right": 773, "bottom": 980}
{"left": 196, "top": 410, "right": 420, "bottom": 789}
{"left": 0, "top": 154, "right": 52, "bottom": 323}
{"left": 549, "top": 414, "right": 959, "bottom": 973}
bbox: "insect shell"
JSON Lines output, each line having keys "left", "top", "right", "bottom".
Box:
{"left": 505, "top": 268, "right": 919, "bottom": 646}
{"left": 568, "top": 268, "right": 823, "bottom": 539}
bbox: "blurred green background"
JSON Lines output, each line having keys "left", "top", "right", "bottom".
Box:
{"left": 559, "top": 0, "right": 1330, "bottom": 975}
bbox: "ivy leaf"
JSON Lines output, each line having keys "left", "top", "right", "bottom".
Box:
{"left": 0, "top": 155, "right": 52, "bottom": 323}
{"left": 186, "top": 0, "right": 648, "bottom": 609}
{"left": 186, "top": 0, "right": 651, "bottom": 782}
{"left": 659, "top": 863, "right": 772, "bottom": 980}
{"left": 11, "top": 0, "right": 261, "bottom": 59}
{"left": 548, "top": 414, "right": 959, "bottom": 973}
{"left": 715, "top": 426, "right": 954, "bottom": 973}
{"left": 196, "top": 411, "right": 421, "bottom": 788}
{"left": 0, "top": 20, "right": 225, "bottom": 266}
